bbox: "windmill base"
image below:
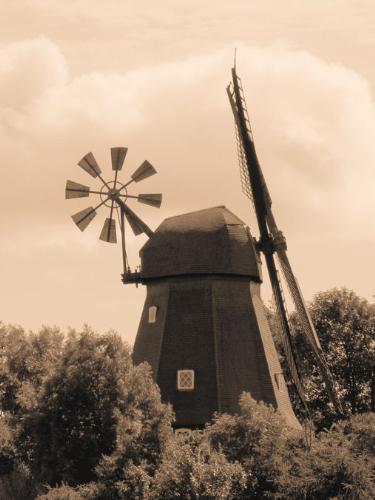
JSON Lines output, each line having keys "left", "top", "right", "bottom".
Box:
{"left": 133, "top": 276, "right": 301, "bottom": 430}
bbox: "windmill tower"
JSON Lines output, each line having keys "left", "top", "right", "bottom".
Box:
{"left": 66, "top": 67, "right": 342, "bottom": 431}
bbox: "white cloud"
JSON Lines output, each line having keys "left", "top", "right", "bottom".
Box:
{"left": 1, "top": 37, "right": 375, "bottom": 336}
{"left": 1, "top": 37, "right": 375, "bottom": 235}
{"left": 235, "top": 46, "right": 375, "bottom": 236}
{"left": 1, "top": 37, "right": 374, "bottom": 234}
{"left": 0, "top": 36, "right": 67, "bottom": 116}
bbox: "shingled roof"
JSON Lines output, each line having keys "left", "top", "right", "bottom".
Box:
{"left": 140, "top": 206, "right": 261, "bottom": 280}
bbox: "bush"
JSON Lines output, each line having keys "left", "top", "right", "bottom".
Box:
{"left": 0, "top": 417, "right": 16, "bottom": 476}
{"left": 207, "top": 393, "right": 300, "bottom": 497}
{"left": 207, "top": 394, "right": 375, "bottom": 499}
{"left": 152, "top": 432, "right": 246, "bottom": 499}
{"left": 37, "top": 483, "right": 84, "bottom": 499}
{"left": 0, "top": 462, "right": 39, "bottom": 500}
{"left": 277, "top": 413, "right": 375, "bottom": 499}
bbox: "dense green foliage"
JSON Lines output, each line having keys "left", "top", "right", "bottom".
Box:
{"left": 0, "top": 287, "right": 374, "bottom": 498}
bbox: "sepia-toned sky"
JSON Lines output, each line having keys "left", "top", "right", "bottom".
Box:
{"left": 1, "top": 0, "right": 375, "bottom": 344}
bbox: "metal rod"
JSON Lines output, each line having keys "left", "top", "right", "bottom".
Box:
{"left": 108, "top": 199, "right": 115, "bottom": 240}
{"left": 120, "top": 207, "right": 127, "bottom": 276}
{"left": 115, "top": 178, "right": 135, "bottom": 195}
{"left": 116, "top": 194, "right": 154, "bottom": 201}
{"left": 113, "top": 168, "right": 119, "bottom": 191}
{"left": 67, "top": 188, "right": 105, "bottom": 196}
{"left": 77, "top": 196, "right": 111, "bottom": 224}
{"left": 97, "top": 173, "right": 111, "bottom": 190}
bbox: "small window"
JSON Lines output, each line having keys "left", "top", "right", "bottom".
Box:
{"left": 275, "top": 373, "right": 286, "bottom": 392}
{"left": 177, "top": 370, "right": 195, "bottom": 391}
{"left": 148, "top": 306, "right": 158, "bottom": 323}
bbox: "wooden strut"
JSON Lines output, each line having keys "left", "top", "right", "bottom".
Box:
{"left": 117, "top": 198, "right": 151, "bottom": 286}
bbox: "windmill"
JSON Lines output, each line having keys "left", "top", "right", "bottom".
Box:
{"left": 66, "top": 150, "right": 300, "bottom": 428}
{"left": 65, "top": 147, "right": 162, "bottom": 283}
{"left": 226, "top": 63, "right": 343, "bottom": 417}
{"left": 65, "top": 68, "right": 341, "bottom": 431}
{"left": 66, "top": 149, "right": 301, "bottom": 429}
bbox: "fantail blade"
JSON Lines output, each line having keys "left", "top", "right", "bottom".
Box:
{"left": 71, "top": 207, "right": 97, "bottom": 231}
{"left": 99, "top": 217, "right": 117, "bottom": 243}
{"left": 65, "top": 180, "right": 90, "bottom": 199}
{"left": 78, "top": 152, "right": 102, "bottom": 178}
{"left": 131, "top": 160, "right": 156, "bottom": 182}
{"left": 122, "top": 206, "right": 150, "bottom": 236}
{"left": 111, "top": 147, "right": 128, "bottom": 171}
{"left": 137, "top": 193, "right": 162, "bottom": 208}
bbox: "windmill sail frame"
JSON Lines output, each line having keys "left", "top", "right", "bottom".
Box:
{"left": 227, "top": 66, "right": 343, "bottom": 415}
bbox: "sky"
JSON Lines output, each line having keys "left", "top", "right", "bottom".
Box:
{"left": 1, "top": 1, "right": 375, "bottom": 344}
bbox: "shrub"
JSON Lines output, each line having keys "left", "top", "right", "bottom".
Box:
{"left": 207, "top": 393, "right": 300, "bottom": 497}
{"left": 152, "top": 432, "right": 246, "bottom": 499}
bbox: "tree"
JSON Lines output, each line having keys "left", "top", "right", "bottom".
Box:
{"left": 92, "top": 362, "right": 174, "bottom": 499}
{"left": 17, "top": 328, "right": 174, "bottom": 491}
{"left": 206, "top": 393, "right": 301, "bottom": 498}
{"left": 0, "top": 417, "right": 40, "bottom": 500}
{"left": 18, "top": 328, "right": 134, "bottom": 486}
{"left": 0, "top": 323, "right": 64, "bottom": 416}
{"left": 292, "top": 288, "right": 375, "bottom": 428}
{"left": 268, "top": 288, "right": 375, "bottom": 428}
{"left": 277, "top": 412, "right": 375, "bottom": 499}
{"left": 310, "top": 288, "right": 375, "bottom": 413}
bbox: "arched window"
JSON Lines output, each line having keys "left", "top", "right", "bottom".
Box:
{"left": 148, "top": 305, "right": 158, "bottom": 323}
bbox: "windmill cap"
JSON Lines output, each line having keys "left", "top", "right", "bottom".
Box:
{"left": 140, "top": 206, "right": 262, "bottom": 280}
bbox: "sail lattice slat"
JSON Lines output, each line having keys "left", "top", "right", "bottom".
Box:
{"left": 235, "top": 122, "right": 253, "bottom": 203}
{"left": 272, "top": 267, "right": 307, "bottom": 407}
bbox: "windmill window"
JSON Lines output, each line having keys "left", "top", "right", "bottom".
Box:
{"left": 275, "top": 373, "right": 286, "bottom": 392}
{"left": 148, "top": 306, "right": 158, "bottom": 323}
{"left": 177, "top": 370, "right": 195, "bottom": 391}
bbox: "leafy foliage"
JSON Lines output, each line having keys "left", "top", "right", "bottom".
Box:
{"left": 308, "top": 289, "right": 375, "bottom": 416}
{"left": 268, "top": 288, "right": 375, "bottom": 429}
{"left": 152, "top": 432, "right": 246, "bottom": 500}
{"left": 92, "top": 362, "right": 174, "bottom": 499}
{"left": 17, "top": 328, "right": 174, "bottom": 489}
{"left": 207, "top": 396, "right": 375, "bottom": 499}
{"left": 36, "top": 483, "right": 83, "bottom": 499}
{"left": 0, "top": 304, "right": 374, "bottom": 499}
{"left": 0, "top": 324, "right": 63, "bottom": 415}
{"left": 207, "top": 393, "right": 302, "bottom": 498}
{"left": 277, "top": 413, "right": 375, "bottom": 499}
{"left": 0, "top": 418, "right": 16, "bottom": 476}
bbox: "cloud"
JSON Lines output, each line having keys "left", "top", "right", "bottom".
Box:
{"left": 0, "top": 36, "right": 67, "bottom": 118}
{"left": 2, "top": 38, "right": 373, "bottom": 232}
{"left": 236, "top": 46, "right": 375, "bottom": 236}
{"left": 1, "top": 37, "right": 375, "bottom": 336}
